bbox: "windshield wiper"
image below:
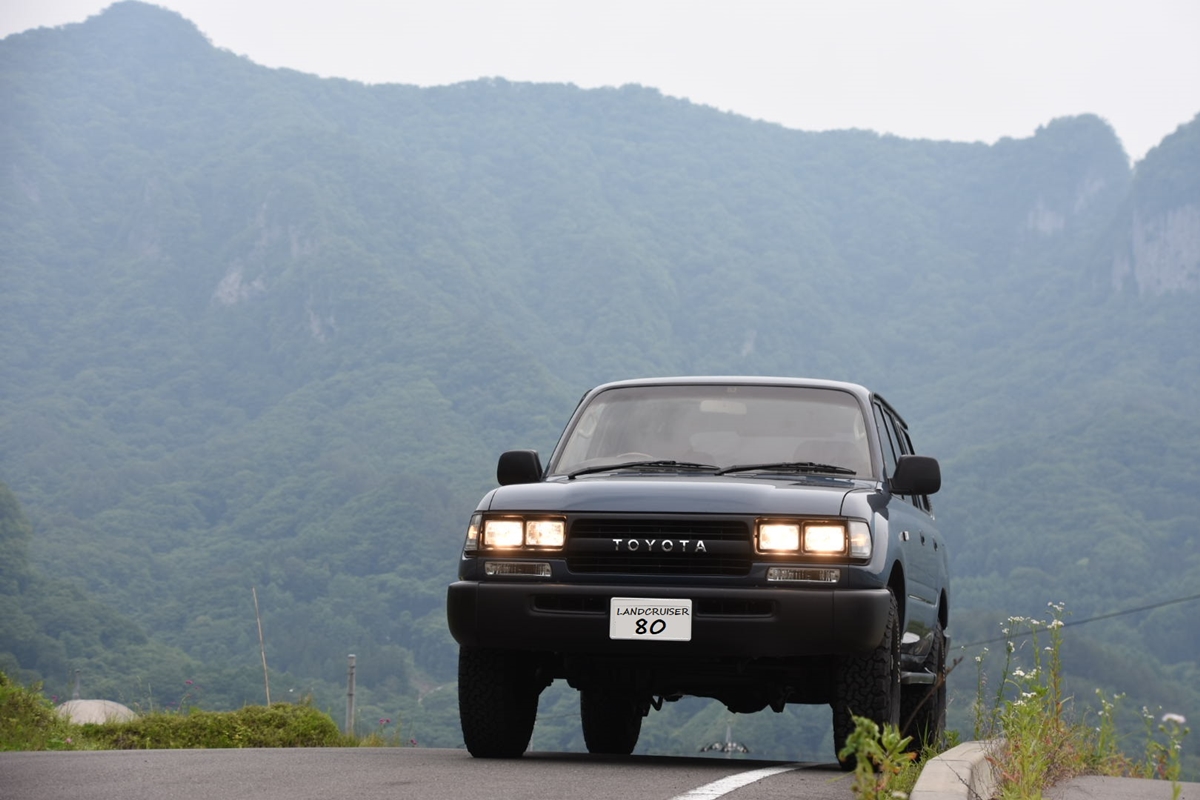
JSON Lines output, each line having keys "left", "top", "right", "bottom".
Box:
{"left": 567, "top": 460, "right": 719, "bottom": 479}
{"left": 715, "top": 461, "right": 856, "bottom": 476}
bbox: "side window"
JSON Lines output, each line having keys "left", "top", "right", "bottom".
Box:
{"left": 875, "top": 402, "right": 931, "bottom": 512}
{"left": 893, "top": 412, "right": 933, "bottom": 513}
{"left": 873, "top": 403, "right": 898, "bottom": 476}
{"left": 893, "top": 417, "right": 914, "bottom": 457}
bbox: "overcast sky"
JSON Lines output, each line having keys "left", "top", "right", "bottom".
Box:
{"left": 3, "top": 0, "right": 1198, "bottom": 162}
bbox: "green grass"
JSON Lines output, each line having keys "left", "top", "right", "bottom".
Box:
{"left": 973, "top": 604, "right": 1192, "bottom": 799}
{"left": 0, "top": 672, "right": 81, "bottom": 750}
{"left": 1, "top": 671, "right": 358, "bottom": 750}
{"left": 82, "top": 703, "right": 346, "bottom": 749}
{"left": 840, "top": 602, "right": 1193, "bottom": 800}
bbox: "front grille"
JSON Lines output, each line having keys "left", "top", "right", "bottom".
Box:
{"left": 566, "top": 517, "right": 752, "bottom": 576}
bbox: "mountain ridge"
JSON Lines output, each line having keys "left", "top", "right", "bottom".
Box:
{"left": 1, "top": 0, "right": 1198, "bottom": 763}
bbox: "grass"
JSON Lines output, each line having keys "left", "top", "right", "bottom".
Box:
{"left": 839, "top": 601, "right": 1192, "bottom": 800}
{"left": 0, "top": 671, "right": 80, "bottom": 750}
{"left": 973, "top": 603, "right": 1191, "bottom": 800}
{"left": 82, "top": 702, "right": 346, "bottom": 749}
{"left": 0, "top": 670, "right": 375, "bottom": 750}
{"left": 837, "top": 715, "right": 921, "bottom": 800}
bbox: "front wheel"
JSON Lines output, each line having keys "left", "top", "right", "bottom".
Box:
{"left": 458, "top": 646, "right": 542, "bottom": 758}
{"left": 580, "top": 690, "right": 645, "bottom": 755}
{"left": 832, "top": 589, "right": 901, "bottom": 770}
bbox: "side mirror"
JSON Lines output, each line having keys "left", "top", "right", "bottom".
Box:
{"left": 497, "top": 449, "right": 542, "bottom": 486}
{"left": 890, "top": 455, "right": 941, "bottom": 495}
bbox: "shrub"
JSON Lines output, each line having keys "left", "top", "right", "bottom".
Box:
{"left": 0, "top": 671, "right": 80, "bottom": 751}
{"left": 82, "top": 702, "right": 345, "bottom": 749}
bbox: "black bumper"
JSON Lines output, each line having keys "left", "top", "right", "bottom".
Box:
{"left": 446, "top": 581, "right": 891, "bottom": 658}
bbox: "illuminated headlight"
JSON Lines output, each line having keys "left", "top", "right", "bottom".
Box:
{"left": 758, "top": 523, "right": 801, "bottom": 551}
{"left": 756, "top": 519, "right": 872, "bottom": 558}
{"left": 525, "top": 520, "right": 565, "bottom": 548}
{"left": 803, "top": 523, "right": 846, "bottom": 554}
{"left": 483, "top": 519, "right": 524, "bottom": 548}
{"left": 480, "top": 517, "right": 566, "bottom": 549}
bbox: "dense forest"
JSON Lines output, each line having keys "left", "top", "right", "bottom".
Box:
{"left": 1, "top": 1, "right": 1197, "bottom": 766}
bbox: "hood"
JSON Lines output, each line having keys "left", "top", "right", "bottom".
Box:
{"left": 484, "top": 474, "right": 871, "bottom": 516}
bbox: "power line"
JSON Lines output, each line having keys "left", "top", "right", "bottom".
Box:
{"left": 956, "top": 591, "right": 1200, "bottom": 650}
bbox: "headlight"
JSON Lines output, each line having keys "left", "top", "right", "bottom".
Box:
{"left": 479, "top": 517, "right": 566, "bottom": 549}
{"left": 803, "top": 523, "right": 846, "bottom": 554}
{"left": 756, "top": 519, "right": 872, "bottom": 558}
{"left": 525, "top": 519, "right": 565, "bottom": 547}
{"left": 483, "top": 519, "right": 524, "bottom": 548}
{"left": 758, "top": 523, "right": 800, "bottom": 551}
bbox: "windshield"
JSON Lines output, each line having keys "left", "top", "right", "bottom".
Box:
{"left": 547, "top": 384, "right": 873, "bottom": 478}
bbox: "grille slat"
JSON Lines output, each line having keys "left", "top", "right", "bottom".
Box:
{"left": 567, "top": 518, "right": 752, "bottom": 576}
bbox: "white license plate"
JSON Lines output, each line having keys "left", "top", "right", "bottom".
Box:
{"left": 609, "top": 597, "right": 693, "bottom": 641}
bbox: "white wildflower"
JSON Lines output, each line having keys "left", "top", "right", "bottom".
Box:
{"left": 1048, "top": 618, "right": 1064, "bottom": 629}
{"left": 1162, "top": 713, "right": 1187, "bottom": 725}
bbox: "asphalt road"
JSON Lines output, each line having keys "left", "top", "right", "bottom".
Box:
{"left": 0, "top": 748, "right": 858, "bottom": 800}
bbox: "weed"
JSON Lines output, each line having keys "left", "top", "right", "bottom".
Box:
{"left": 351, "top": 716, "right": 411, "bottom": 747}
{"left": 973, "top": 603, "right": 1192, "bottom": 799}
{"left": 838, "top": 715, "right": 919, "bottom": 800}
{"left": 0, "top": 672, "right": 82, "bottom": 751}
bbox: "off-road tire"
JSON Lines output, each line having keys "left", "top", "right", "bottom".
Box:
{"left": 458, "top": 646, "right": 541, "bottom": 758}
{"left": 580, "top": 690, "right": 644, "bottom": 755}
{"left": 832, "top": 589, "right": 901, "bottom": 770}
{"left": 900, "top": 622, "right": 946, "bottom": 753}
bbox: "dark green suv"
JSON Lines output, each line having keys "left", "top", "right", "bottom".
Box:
{"left": 447, "top": 377, "right": 948, "bottom": 764}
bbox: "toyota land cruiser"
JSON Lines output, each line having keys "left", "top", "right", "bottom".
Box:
{"left": 446, "top": 376, "right": 948, "bottom": 764}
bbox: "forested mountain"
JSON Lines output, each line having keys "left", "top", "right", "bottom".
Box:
{"left": 2, "top": 1, "right": 1197, "bottom": 762}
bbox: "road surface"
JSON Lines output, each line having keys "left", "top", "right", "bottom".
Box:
{"left": 0, "top": 747, "right": 858, "bottom": 800}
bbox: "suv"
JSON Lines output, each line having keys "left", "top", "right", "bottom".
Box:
{"left": 447, "top": 377, "right": 948, "bottom": 764}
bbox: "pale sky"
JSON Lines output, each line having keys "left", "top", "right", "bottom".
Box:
{"left": 2, "top": 0, "right": 1198, "bottom": 162}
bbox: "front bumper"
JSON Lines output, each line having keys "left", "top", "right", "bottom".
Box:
{"left": 446, "top": 580, "right": 891, "bottom": 658}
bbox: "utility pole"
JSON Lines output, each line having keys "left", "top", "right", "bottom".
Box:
{"left": 252, "top": 587, "right": 271, "bottom": 704}
{"left": 345, "top": 654, "right": 357, "bottom": 736}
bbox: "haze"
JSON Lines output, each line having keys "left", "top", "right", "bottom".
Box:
{"left": 2, "top": 0, "right": 1198, "bottom": 162}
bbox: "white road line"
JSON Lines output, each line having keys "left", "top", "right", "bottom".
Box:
{"left": 668, "top": 763, "right": 806, "bottom": 799}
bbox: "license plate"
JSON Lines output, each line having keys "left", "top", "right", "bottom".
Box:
{"left": 609, "top": 597, "right": 693, "bottom": 641}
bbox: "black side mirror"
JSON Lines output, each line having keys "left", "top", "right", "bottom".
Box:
{"left": 497, "top": 450, "right": 542, "bottom": 486}
{"left": 890, "top": 455, "right": 941, "bottom": 495}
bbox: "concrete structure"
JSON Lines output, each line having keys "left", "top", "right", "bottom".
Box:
{"left": 911, "top": 740, "right": 1000, "bottom": 800}
{"left": 57, "top": 699, "right": 137, "bottom": 725}
{"left": 912, "top": 739, "right": 1200, "bottom": 800}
